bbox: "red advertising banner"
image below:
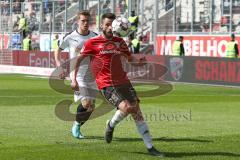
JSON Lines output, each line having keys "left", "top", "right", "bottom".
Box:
{"left": 156, "top": 35, "right": 240, "bottom": 57}
{"left": 195, "top": 60, "right": 240, "bottom": 83}
{"left": 13, "top": 50, "right": 69, "bottom": 68}
{"left": 0, "top": 34, "right": 9, "bottom": 49}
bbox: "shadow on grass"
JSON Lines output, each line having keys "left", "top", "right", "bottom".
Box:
{"left": 85, "top": 136, "right": 212, "bottom": 143}
{"left": 130, "top": 151, "right": 240, "bottom": 158}
{"left": 166, "top": 152, "right": 240, "bottom": 158}
{"left": 63, "top": 136, "right": 240, "bottom": 158}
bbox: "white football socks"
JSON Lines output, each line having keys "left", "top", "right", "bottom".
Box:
{"left": 135, "top": 121, "right": 153, "bottom": 149}
{"left": 74, "top": 121, "right": 80, "bottom": 125}
{"left": 109, "top": 110, "right": 126, "bottom": 128}
{"left": 109, "top": 110, "right": 153, "bottom": 149}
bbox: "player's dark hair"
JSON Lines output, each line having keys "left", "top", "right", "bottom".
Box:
{"left": 101, "top": 13, "right": 116, "bottom": 22}
{"left": 77, "top": 10, "right": 90, "bottom": 19}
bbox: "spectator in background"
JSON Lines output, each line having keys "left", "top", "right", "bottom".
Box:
{"left": 28, "top": 12, "right": 39, "bottom": 33}
{"left": 13, "top": 16, "right": 20, "bottom": 32}
{"left": 13, "top": 0, "right": 21, "bottom": 14}
{"left": 172, "top": 36, "right": 185, "bottom": 56}
{"left": 96, "top": 0, "right": 111, "bottom": 28}
{"left": 128, "top": 11, "right": 138, "bottom": 39}
{"left": 2, "top": 1, "right": 10, "bottom": 16}
{"left": 52, "top": 34, "right": 59, "bottom": 51}
{"left": 18, "top": 13, "right": 28, "bottom": 38}
{"left": 165, "top": 0, "right": 173, "bottom": 11}
{"left": 128, "top": 36, "right": 140, "bottom": 54}
{"left": 118, "top": 0, "right": 127, "bottom": 14}
{"left": 226, "top": 33, "right": 239, "bottom": 58}
{"left": 22, "top": 34, "right": 32, "bottom": 51}
{"left": 201, "top": 23, "right": 209, "bottom": 32}
{"left": 44, "top": 0, "right": 49, "bottom": 14}
{"left": 102, "top": 0, "right": 111, "bottom": 14}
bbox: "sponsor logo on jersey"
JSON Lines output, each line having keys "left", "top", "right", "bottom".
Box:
{"left": 100, "top": 41, "right": 121, "bottom": 54}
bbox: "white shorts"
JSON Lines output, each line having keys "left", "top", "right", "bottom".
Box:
{"left": 74, "top": 81, "right": 98, "bottom": 102}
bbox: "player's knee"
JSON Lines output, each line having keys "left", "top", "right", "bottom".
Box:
{"left": 126, "top": 101, "right": 139, "bottom": 114}
{"left": 124, "top": 104, "right": 138, "bottom": 114}
{"left": 126, "top": 106, "right": 136, "bottom": 114}
{"left": 82, "top": 99, "right": 95, "bottom": 111}
{"left": 82, "top": 99, "right": 92, "bottom": 108}
{"left": 118, "top": 101, "right": 130, "bottom": 115}
{"left": 87, "top": 104, "right": 95, "bottom": 112}
{"left": 119, "top": 100, "right": 139, "bottom": 114}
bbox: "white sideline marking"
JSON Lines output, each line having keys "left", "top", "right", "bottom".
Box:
{"left": 24, "top": 75, "right": 71, "bottom": 80}
{"left": 0, "top": 65, "right": 54, "bottom": 76}
{"left": 25, "top": 75, "right": 49, "bottom": 79}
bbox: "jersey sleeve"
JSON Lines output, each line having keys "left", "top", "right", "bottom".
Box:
{"left": 119, "top": 39, "right": 131, "bottom": 56}
{"left": 59, "top": 36, "right": 69, "bottom": 50}
{"left": 80, "top": 39, "right": 94, "bottom": 55}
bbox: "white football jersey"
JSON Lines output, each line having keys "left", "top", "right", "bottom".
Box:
{"left": 59, "top": 30, "right": 97, "bottom": 87}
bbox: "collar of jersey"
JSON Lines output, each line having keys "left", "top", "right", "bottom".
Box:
{"left": 100, "top": 34, "right": 113, "bottom": 41}
{"left": 76, "top": 29, "right": 90, "bottom": 36}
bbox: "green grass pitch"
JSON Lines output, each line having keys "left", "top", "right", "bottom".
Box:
{"left": 0, "top": 74, "right": 240, "bottom": 160}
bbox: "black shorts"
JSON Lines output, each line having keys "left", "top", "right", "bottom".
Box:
{"left": 101, "top": 83, "right": 139, "bottom": 107}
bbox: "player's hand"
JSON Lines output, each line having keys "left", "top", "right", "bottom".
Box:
{"left": 71, "top": 80, "right": 79, "bottom": 91}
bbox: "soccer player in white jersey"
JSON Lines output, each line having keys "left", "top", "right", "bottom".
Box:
{"left": 54, "top": 11, "right": 98, "bottom": 139}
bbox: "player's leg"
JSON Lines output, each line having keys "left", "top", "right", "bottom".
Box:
{"left": 72, "top": 86, "right": 96, "bottom": 139}
{"left": 108, "top": 109, "right": 126, "bottom": 129}
{"left": 76, "top": 98, "right": 95, "bottom": 125}
{"left": 125, "top": 84, "right": 164, "bottom": 156}
{"left": 105, "top": 108, "right": 127, "bottom": 143}
{"left": 130, "top": 102, "right": 164, "bottom": 157}
{"left": 104, "top": 84, "right": 164, "bottom": 157}
{"left": 105, "top": 84, "right": 137, "bottom": 130}
{"left": 101, "top": 86, "right": 127, "bottom": 142}
{"left": 72, "top": 98, "right": 95, "bottom": 139}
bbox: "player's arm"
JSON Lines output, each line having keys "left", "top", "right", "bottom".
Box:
{"left": 120, "top": 40, "right": 146, "bottom": 66}
{"left": 54, "top": 47, "right": 63, "bottom": 68}
{"left": 54, "top": 35, "right": 69, "bottom": 79}
{"left": 127, "top": 54, "right": 146, "bottom": 66}
{"left": 54, "top": 47, "right": 67, "bottom": 79}
{"left": 71, "top": 54, "right": 87, "bottom": 90}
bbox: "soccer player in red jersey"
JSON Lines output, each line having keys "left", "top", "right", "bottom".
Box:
{"left": 71, "top": 13, "right": 164, "bottom": 157}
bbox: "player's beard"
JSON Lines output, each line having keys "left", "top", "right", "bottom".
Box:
{"left": 103, "top": 30, "right": 113, "bottom": 39}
